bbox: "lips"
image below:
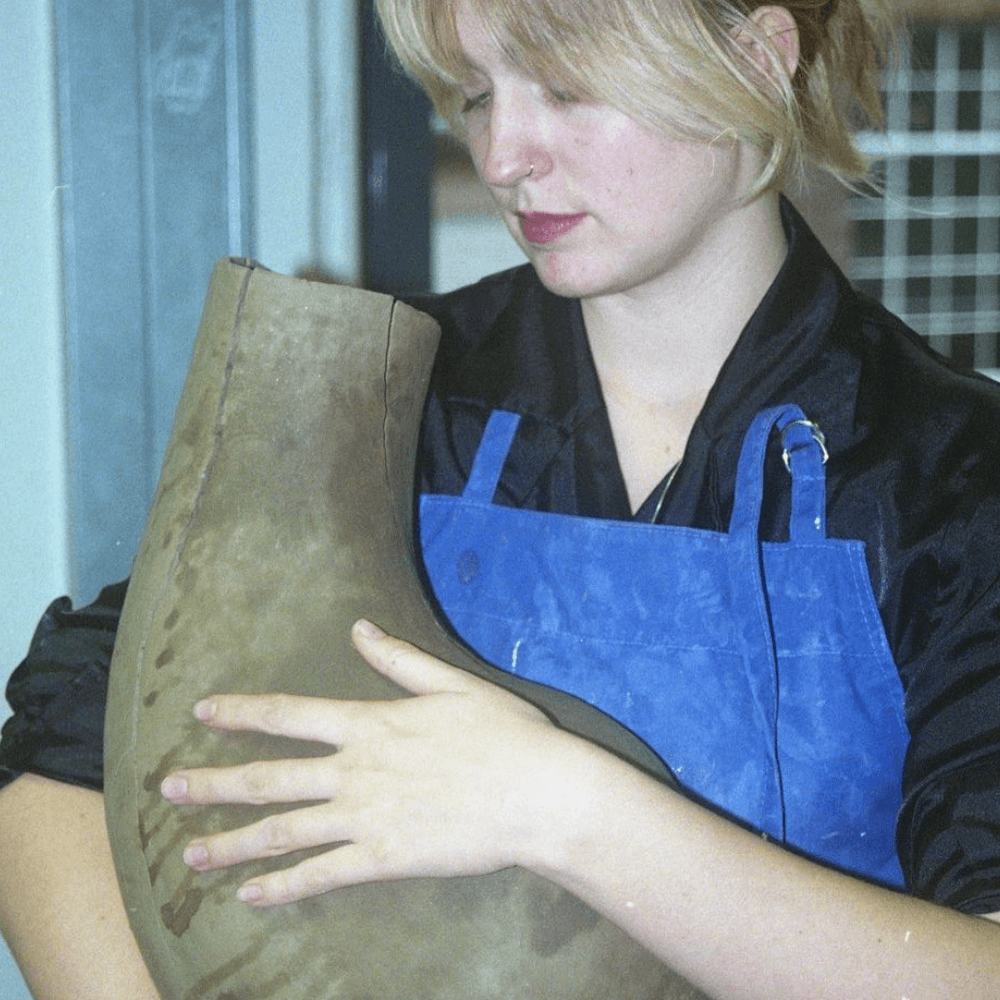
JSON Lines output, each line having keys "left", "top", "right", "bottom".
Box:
{"left": 517, "top": 212, "right": 587, "bottom": 245}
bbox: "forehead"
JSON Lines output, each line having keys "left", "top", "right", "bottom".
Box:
{"left": 447, "top": 0, "right": 592, "bottom": 89}
{"left": 453, "top": 2, "right": 504, "bottom": 73}
{"left": 420, "top": 0, "right": 485, "bottom": 80}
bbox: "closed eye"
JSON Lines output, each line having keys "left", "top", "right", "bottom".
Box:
{"left": 461, "top": 91, "right": 491, "bottom": 114}
{"left": 547, "top": 88, "right": 579, "bottom": 105}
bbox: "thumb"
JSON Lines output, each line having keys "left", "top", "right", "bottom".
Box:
{"left": 350, "top": 619, "right": 478, "bottom": 696}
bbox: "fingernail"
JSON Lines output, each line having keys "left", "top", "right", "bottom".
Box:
{"left": 237, "top": 883, "right": 264, "bottom": 904}
{"left": 353, "top": 619, "right": 386, "bottom": 640}
{"left": 161, "top": 775, "right": 188, "bottom": 801}
{"left": 183, "top": 842, "right": 209, "bottom": 868}
{"left": 194, "top": 699, "right": 215, "bottom": 721}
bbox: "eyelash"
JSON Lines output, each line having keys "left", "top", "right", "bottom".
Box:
{"left": 548, "top": 88, "right": 578, "bottom": 106}
{"left": 460, "top": 87, "right": 578, "bottom": 116}
{"left": 461, "top": 92, "right": 491, "bottom": 115}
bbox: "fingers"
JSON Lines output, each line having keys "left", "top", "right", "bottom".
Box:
{"left": 351, "top": 622, "right": 548, "bottom": 729}
{"left": 159, "top": 621, "right": 539, "bottom": 908}
{"left": 161, "top": 754, "right": 337, "bottom": 806}
{"left": 191, "top": 691, "right": 363, "bottom": 744}
{"left": 180, "top": 801, "right": 349, "bottom": 875}
{"left": 350, "top": 619, "right": 481, "bottom": 696}
{"left": 161, "top": 620, "right": 472, "bottom": 809}
{"left": 235, "top": 844, "right": 387, "bottom": 907}
{"left": 230, "top": 830, "right": 514, "bottom": 907}
{"left": 189, "top": 620, "right": 477, "bottom": 741}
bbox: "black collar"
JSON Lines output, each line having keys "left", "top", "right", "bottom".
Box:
{"left": 410, "top": 196, "right": 870, "bottom": 527}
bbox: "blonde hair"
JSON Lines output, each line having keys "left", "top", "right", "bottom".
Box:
{"left": 375, "top": 0, "right": 896, "bottom": 192}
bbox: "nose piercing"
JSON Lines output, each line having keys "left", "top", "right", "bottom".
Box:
{"left": 527, "top": 163, "right": 534, "bottom": 178}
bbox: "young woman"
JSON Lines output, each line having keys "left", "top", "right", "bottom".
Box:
{"left": 2, "top": 2, "right": 999, "bottom": 998}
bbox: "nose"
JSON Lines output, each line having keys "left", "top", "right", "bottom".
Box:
{"left": 473, "top": 91, "right": 552, "bottom": 189}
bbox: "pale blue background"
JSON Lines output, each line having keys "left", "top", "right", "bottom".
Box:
{"left": 0, "top": 0, "right": 517, "bottom": 992}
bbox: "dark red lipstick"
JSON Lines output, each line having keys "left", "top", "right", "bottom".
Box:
{"left": 517, "top": 212, "right": 587, "bottom": 244}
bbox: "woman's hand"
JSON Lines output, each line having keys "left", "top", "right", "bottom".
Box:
{"left": 160, "top": 620, "right": 583, "bottom": 907}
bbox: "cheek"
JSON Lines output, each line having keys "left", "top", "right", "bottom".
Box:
{"left": 468, "top": 146, "right": 487, "bottom": 181}
{"left": 464, "top": 129, "right": 491, "bottom": 180}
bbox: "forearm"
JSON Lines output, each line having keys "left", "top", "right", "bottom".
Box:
{"left": 159, "top": 625, "right": 1000, "bottom": 998}
{"left": 528, "top": 740, "right": 1000, "bottom": 1000}
{"left": 0, "top": 774, "right": 160, "bottom": 1000}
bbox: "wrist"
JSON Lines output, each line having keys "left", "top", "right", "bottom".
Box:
{"left": 515, "top": 733, "right": 648, "bottom": 883}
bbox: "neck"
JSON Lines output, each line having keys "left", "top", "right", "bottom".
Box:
{"left": 582, "top": 189, "right": 788, "bottom": 408}
{"left": 580, "top": 189, "right": 788, "bottom": 513}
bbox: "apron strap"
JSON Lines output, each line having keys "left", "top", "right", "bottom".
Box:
{"left": 725, "top": 403, "right": 830, "bottom": 842}
{"left": 729, "top": 404, "right": 828, "bottom": 543}
{"left": 782, "top": 417, "right": 828, "bottom": 540}
{"left": 462, "top": 410, "right": 522, "bottom": 502}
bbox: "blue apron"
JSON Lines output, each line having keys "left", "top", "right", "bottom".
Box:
{"left": 419, "top": 404, "right": 909, "bottom": 888}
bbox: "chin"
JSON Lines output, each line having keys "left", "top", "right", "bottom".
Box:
{"left": 527, "top": 257, "right": 632, "bottom": 301}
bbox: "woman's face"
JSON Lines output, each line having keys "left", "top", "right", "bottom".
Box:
{"left": 455, "top": 3, "right": 765, "bottom": 305}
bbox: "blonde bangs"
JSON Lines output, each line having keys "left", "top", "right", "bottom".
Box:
{"left": 376, "top": 0, "right": 758, "bottom": 142}
{"left": 375, "top": 0, "right": 469, "bottom": 122}
{"left": 375, "top": 0, "right": 896, "bottom": 191}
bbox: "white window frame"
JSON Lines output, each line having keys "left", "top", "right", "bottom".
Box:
{"left": 849, "top": 22, "right": 1000, "bottom": 371}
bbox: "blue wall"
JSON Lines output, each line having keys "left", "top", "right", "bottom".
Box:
{"left": 0, "top": 1, "right": 359, "bottom": 993}
{"left": 1, "top": 3, "right": 67, "bottom": 991}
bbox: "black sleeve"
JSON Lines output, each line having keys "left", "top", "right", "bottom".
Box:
{"left": 892, "top": 492, "right": 1000, "bottom": 916}
{"left": 895, "top": 576, "right": 1000, "bottom": 915}
{"left": 0, "top": 579, "right": 128, "bottom": 793}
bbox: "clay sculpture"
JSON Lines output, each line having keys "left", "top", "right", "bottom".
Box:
{"left": 104, "top": 258, "right": 706, "bottom": 1000}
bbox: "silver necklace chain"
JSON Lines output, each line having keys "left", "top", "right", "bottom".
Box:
{"left": 649, "top": 462, "right": 680, "bottom": 524}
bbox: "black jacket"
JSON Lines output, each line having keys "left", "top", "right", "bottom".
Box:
{"left": 4, "top": 199, "right": 1000, "bottom": 913}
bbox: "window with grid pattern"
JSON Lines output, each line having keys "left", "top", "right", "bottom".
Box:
{"left": 850, "top": 22, "right": 1000, "bottom": 372}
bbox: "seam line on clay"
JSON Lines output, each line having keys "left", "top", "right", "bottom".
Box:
{"left": 127, "top": 262, "right": 255, "bottom": 923}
